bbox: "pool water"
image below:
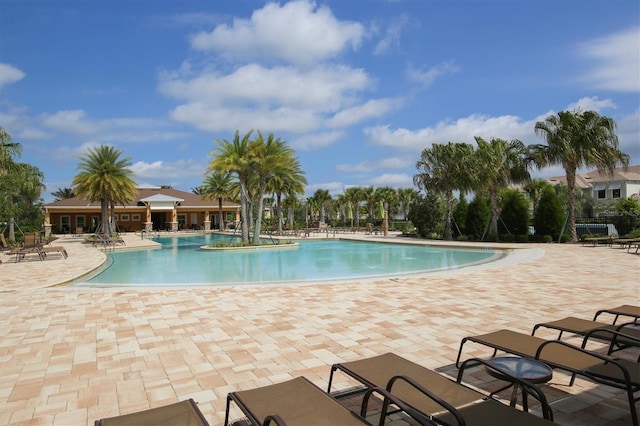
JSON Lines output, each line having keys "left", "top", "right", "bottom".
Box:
{"left": 78, "top": 234, "right": 501, "bottom": 287}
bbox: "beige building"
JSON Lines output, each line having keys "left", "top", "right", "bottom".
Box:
{"left": 547, "top": 164, "right": 640, "bottom": 202}
{"left": 44, "top": 187, "right": 240, "bottom": 236}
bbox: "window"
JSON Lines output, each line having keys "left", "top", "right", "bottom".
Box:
{"left": 120, "top": 214, "right": 130, "bottom": 221}
{"left": 597, "top": 189, "right": 606, "bottom": 199}
{"left": 76, "top": 216, "right": 85, "bottom": 229}
{"left": 612, "top": 188, "right": 621, "bottom": 198}
{"left": 114, "top": 214, "right": 119, "bottom": 221}
{"left": 594, "top": 183, "right": 606, "bottom": 199}
{"left": 132, "top": 214, "right": 141, "bottom": 221}
{"left": 60, "top": 216, "right": 70, "bottom": 233}
{"left": 177, "top": 214, "right": 186, "bottom": 229}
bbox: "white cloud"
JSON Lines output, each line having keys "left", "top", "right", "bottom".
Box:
{"left": 130, "top": 159, "right": 208, "bottom": 180}
{"left": 160, "top": 64, "right": 370, "bottom": 110}
{"left": 336, "top": 157, "right": 410, "bottom": 173}
{"left": 190, "top": 0, "right": 365, "bottom": 65}
{"left": 327, "top": 98, "right": 401, "bottom": 128}
{"left": 567, "top": 96, "right": 616, "bottom": 113}
{"left": 289, "top": 130, "right": 345, "bottom": 150}
{"left": 366, "top": 114, "right": 533, "bottom": 152}
{"left": 0, "top": 63, "right": 25, "bottom": 89}
{"left": 369, "top": 173, "right": 413, "bottom": 188}
{"left": 43, "top": 110, "right": 104, "bottom": 134}
{"left": 373, "top": 15, "right": 408, "bottom": 55}
{"left": 407, "top": 61, "right": 459, "bottom": 88}
{"left": 577, "top": 26, "right": 640, "bottom": 92}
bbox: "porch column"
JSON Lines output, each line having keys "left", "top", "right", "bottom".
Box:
{"left": 203, "top": 210, "right": 211, "bottom": 231}
{"left": 44, "top": 211, "right": 52, "bottom": 238}
{"left": 144, "top": 203, "right": 153, "bottom": 232}
{"left": 169, "top": 204, "right": 178, "bottom": 232}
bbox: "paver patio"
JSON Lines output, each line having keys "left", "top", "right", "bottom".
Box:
{"left": 0, "top": 233, "right": 638, "bottom": 425}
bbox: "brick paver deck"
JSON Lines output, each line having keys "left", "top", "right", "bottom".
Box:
{"left": 0, "top": 233, "right": 638, "bottom": 425}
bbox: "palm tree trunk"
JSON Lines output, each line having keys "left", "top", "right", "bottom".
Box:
{"left": 252, "top": 180, "right": 267, "bottom": 245}
{"left": 239, "top": 181, "right": 250, "bottom": 243}
{"left": 276, "top": 193, "right": 283, "bottom": 235}
{"left": 218, "top": 198, "right": 224, "bottom": 231}
{"left": 566, "top": 167, "right": 578, "bottom": 242}
{"left": 490, "top": 188, "right": 499, "bottom": 235}
{"left": 444, "top": 189, "right": 453, "bottom": 240}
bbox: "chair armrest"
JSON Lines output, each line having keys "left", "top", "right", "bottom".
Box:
{"left": 361, "top": 384, "right": 447, "bottom": 426}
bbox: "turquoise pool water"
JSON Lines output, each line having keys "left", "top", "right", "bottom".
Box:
{"left": 78, "top": 235, "right": 501, "bottom": 287}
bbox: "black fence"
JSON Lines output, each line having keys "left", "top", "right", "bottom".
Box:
{"left": 575, "top": 215, "right": 639, "bottom": 236}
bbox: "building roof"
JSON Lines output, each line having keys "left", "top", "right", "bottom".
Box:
{"left": 546, "top": 164, "right": 640, "bottom": 188}
{"left": 45, "top": 187, "right": 239, "bottom": 209}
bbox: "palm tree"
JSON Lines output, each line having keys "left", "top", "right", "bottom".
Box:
{"left": 343, "top": 186, "right": 360, "bottom": 227}
{"left": 265, "top": 151, "right": 307, "bottom": 235}
{"left": 51, "top": 187, "right": 75, "bottom": 201}
{"left": 0, "top": 127, "right": 23, "bottom": 240}
{"left": 310, "top": 189, "right": 332, "bottom": 225}
{"left": 202, "top": 171, "right": 237, "bottom": 231}
{"left": 361, "top": 186, "right": 375, "bottom": 223}
{"left": 531, "top": 110, "right": 630, "bottom": 242}
{"left": 209, "top": 130, "right": 254, "bottom": 243}
{"left": 72, "top": 145, "right": 137, "bottom": 238}
{"left": 474, "top": 137, "right": 531, "bottom": 235}
{"left": 374, "top": 186, "right": 397, "bottom": 236}
{"left": 248, "top": 132, "right": 297, "bottom": 244}
{"left": 414, "top": 142, "right": 475, "bottom": 240}
{"left": 523, "top": 179, "right": 552, "bottom": 214}
{"left": 397, "top": 187, "right": 418, "bottom": 221}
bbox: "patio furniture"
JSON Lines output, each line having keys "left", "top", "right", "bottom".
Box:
{"left": 532, "top": 316, "right": 639, "bottom": 354}
{"left": 594, "top": 305, "right": 640, "bottom": 324}
{"left": 328, "top": 352, "right": 555, "bottom": 425}
{"left": 94, "top": 399, "right": 208, "bottom": 426}
{"left": 456, "top": 329, "right": 640, "bottom": 425}
{"left": 224, "top": 376, "right": 435, "bottom": 426}
{"left": 483, "top": 357, "right": 553, "bottom": 411}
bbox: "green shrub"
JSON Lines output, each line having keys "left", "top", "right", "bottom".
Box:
{"left": 465, "top": 195, "right": 490, "bottom": 240}
{"left": 498, "top": 189, "right": 530, "bottom": 235}
{"left": 534, "top": 186, "right": 564, "bottom": 237}
{"left": 542, "top": 235, "right": 553, "bottom": 243}
{"left": 500, "top": 234, "right": 515, "bottom": 243}
{"left": 515, "top": 234, "right": 529, "bottom": 243}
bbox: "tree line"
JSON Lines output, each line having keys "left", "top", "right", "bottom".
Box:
{"left": 1, "top": 108, "right": 635, "bottom": 244}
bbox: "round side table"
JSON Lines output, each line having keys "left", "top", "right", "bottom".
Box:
{"left": 485, "top": 356, "right": 552, "bottom": 411}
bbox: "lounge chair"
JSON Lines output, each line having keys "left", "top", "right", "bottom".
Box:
{"left": 39, "top": 245, "right": 69, "bottom": 259}
{"left": 532, "top": 316, "right": 639, "bottom": 354}
{"left": 94, "top": 398, "right": 208, "bottom": 426}
{"left": 327, "top": 352, "right": 555, "bottom": 425}
{"left": 0, "top": 234, "right": 13, "bottom": 252}
{"left": 456, "top": 329, "right": 640, "bottom": 425}
{"left": 224, "top": 376, "right": 435, "bottom": 426}
{"left": 594, "top": 305, "right": 640, "bottom": 324}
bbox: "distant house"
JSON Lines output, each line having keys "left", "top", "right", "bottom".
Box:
{"left": 547, "top": 164, "right": 640, "bottom": 203}
{"left": 44, "top": 186, "right": 240, "bottom": 236}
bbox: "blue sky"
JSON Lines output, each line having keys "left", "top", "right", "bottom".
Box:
{"left": 1, "top": 0, "right": 638, "bottom": 203}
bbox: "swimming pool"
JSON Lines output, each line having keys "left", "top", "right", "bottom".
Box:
{"left": 77, "top": 234, "right": 502, "bottom": 287}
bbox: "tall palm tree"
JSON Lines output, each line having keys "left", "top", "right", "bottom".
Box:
{"left": 0, "top": 127, "right": 22, "bottom": 175}
{"left": 51, "top": 187, "right": 75, "bottom": 201}
{"left": 209, "top": 130, "right": 254, "bottom": 243}
{"left": 397, "top": 187, "right": 418, "bottom": 221}
{"left": 311, "top": 189, "right": 332, "bottom": 224}
{"left": 474, "top": 137, "right": 531, "bottom": 235}
{"left": 414, "top": 142, "right": 475, "bottom": 240}
{"left": 374, "top": 186, "right": 397, "bottom": 236}
{"left": 72, "top": 145, "right": 137, "bottom": 238}
{"left": 361, "top": 186, "right": 375, "bottom": 223}
{"left": 266, "top": 153, "right": 307, "bottom": 235}
{"left": 0, "top": 127, "right": 23, "bottom": 240}
{"left": 343, "top": 186, "right": 360, "bottom": 227}
{"left": 531, "top": 110, "right": 630, "bottom": 242}
{"left": 248, "top": 132, "right": 297, "bottom": 244}
{"left": 202, "top": 171, "right": 237, "bottom": 231}
{"left": 523, "top": 179, "right": 552, "bottom": 214}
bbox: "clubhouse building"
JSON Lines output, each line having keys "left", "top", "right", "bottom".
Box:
{"left": 43, "top": 186, "right": 240, "bottom": 236}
